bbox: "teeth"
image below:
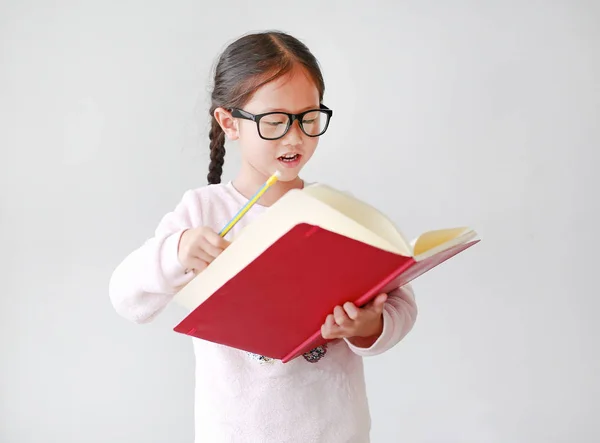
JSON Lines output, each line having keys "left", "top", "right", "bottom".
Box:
{"left": 279, "top": 154, "right": 298, "bottom": 161}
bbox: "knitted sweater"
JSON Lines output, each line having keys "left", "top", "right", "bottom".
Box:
{"left": 109, "top": 182, "right": 418, "bottom": 443}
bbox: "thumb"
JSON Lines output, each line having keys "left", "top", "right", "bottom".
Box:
{"left": 369, "top": 293, "right": 388, "bottom": 313}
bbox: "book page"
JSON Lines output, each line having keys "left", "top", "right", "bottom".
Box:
{"left": 302, "top": 184, "right": 412, "bottom": 254}
{"left": 173, "top": 188, "right": 409, "bottom": 311}
{"left": 413, "top": 228, "right": 478, "bottom": 261}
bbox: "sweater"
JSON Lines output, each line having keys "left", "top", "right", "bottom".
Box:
{"left": 109, "top": 181, "right": 418, "bottom": 443}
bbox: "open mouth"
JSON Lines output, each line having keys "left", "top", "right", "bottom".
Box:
{"left": 278, "top": 153, "right": 300, "bottom": 163}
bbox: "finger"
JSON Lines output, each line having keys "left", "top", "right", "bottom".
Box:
{"left": 321, "top": 324, "right": 339, "bottom": 339}
{"left": 343, "top": 301, "right": 360, "bottom": 320}
{"left": 372, "top": 293, "right": 388, "bottom": 312}
{"left": 321, "top": 314, "right": 334, "bottom": 337}
{"left": 325, "top": 313, "right": 337, "bottom": 330}
{"left": 198, "top": 236, "right": 225, "bottom": 259}
{"left": 333, "top": 305, "right": 351, "bottom": 327}
{"left": 194, "top": 247, "right": 215, "bottom": 264}
{"left": 185, "top": 257, "right": 208, "bottom": 273}
{"left": 366, "top": 293, "right": 388, "bottom": 313}
{"left": 204, "top": 229, "right": 231, "bottom": 250}
{"left": 321, "top": 314, "right": 339, "bottom": 339}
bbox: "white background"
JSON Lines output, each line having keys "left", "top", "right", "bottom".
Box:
{"left": 1, "top": 1, "right": 598, "bottom": 442}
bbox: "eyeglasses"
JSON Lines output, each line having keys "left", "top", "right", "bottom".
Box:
{"left": 229, "top": 104, "right": 333, "bottom": 140}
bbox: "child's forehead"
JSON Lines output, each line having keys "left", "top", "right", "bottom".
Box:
{"left": 245, "top": 68, "right": 320, "bottom": 114}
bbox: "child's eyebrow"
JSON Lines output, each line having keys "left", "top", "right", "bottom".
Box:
{"left": 261, "top": 104, "right": 320, "bottom": 113}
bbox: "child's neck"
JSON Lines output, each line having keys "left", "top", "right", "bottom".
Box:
{"left": 232, "top": 173, "right": 303, "bottom": 207}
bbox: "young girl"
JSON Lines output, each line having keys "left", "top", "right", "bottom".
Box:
{"left": 109, "top": 30, "right": 418, "bottom": 443}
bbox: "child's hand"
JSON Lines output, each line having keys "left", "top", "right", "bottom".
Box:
{"left": 178, "top": 226, "right": 230, "bottom": 273}
{"left": 321, "top": 293, "right": 387, "bottom": 345}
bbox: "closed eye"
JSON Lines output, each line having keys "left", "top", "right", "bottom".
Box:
{"left": 264, "top": 121, "right": 285, "bottom": 127}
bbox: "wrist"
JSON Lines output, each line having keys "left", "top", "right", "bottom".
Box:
{"left": 177, "top": 228, "right": 189, "bottom": 256}
{"left": 346, "top": 334, "right": 379, "bottom": 349}
{"left": 160, "top": 229, "right": 190, "bottom": 284}
{"left": 346, "top": 315, "right": 384, "bottom": 348}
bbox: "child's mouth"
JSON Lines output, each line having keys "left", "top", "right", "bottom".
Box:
{"left": 278, "top": 153, "right": 301, "bottom": 166}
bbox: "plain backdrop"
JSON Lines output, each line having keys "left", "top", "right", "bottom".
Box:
{"left": 1, "top": 1, "right": 599, "bottom": 442}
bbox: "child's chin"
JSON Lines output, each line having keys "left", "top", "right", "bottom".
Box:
{"left": 275, "top": 169, "right": 301, "bottom": 182}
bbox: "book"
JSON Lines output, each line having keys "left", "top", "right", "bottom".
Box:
{"left": 172, "top": 183, "right": 480, "bottom": 363}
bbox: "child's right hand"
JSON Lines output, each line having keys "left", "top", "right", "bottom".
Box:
{"left": 177, "top": 226, "right": 230, "bottom": 273}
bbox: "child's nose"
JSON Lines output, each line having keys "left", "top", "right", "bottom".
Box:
{"left": 282, "top": 120, "right": 304, "bottom": 146}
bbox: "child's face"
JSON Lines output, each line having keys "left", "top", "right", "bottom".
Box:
{"left": 230, "top": 67, "right": 321, "bottom": 183}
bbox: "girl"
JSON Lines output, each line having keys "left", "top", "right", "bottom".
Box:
{"left": 109, "top": 30, "right": 418, "bottom": 443}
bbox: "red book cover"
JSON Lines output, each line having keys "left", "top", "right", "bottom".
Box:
{"left": 173, "top": 222, "right": 479, "bottom": 363}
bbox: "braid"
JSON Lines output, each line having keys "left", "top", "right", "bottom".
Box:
{"left": 207, "top": 117, "right": 226, "bottom": 184}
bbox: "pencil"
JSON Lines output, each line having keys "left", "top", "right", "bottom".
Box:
{"left": 218, "top": 170, "right": 282, "bottom": 237}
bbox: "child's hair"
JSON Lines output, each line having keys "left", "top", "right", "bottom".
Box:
{"left": 207, "top": 30, "right": 325, "bottom": 185}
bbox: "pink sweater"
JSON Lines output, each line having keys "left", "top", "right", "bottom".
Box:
{"left": 109, "top": 181, "right": 418, "bottom": 443}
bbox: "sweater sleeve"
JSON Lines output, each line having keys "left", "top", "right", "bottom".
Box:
{"left": 108, "top": 189, "right": 200, "bottom": 324}
{"left": 345, "top": 284, "right": 418, "bottom": 356}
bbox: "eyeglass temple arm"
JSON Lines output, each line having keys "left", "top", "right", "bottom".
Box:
{"left": 230, "top": 108, "right": 255, "bottom": 121}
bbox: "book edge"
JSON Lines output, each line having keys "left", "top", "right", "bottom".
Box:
{"left": 281, "top": 256, "right": 416, "bottom": 363}
{"left": 414, "top": 230, "right": 479, "bottom": 261}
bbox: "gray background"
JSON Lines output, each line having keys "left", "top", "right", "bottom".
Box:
{"left": 1, "top": 1, "right": 598, "bottom": 442}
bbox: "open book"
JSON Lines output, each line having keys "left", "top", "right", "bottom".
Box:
{"left": 172, "top": 183, "right": 479, "bottom": 363}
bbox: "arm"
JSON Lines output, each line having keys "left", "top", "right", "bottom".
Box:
{"left": 344, "top": 284, "right": 418, "bottom": 356}
{"left": 108, "top": 190, "right": 200, "bottom": 324}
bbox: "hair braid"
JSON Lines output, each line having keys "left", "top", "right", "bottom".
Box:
{"left": 207, "top": 117, "right": 226, "bottom": 184}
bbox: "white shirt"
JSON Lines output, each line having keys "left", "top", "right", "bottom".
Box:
{"left": 109, "top": 182, "right": 418, "bottom": 443}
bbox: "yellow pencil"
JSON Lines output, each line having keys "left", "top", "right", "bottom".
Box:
{"left": 219, "top": 170, "right": 282, "bottom": 237}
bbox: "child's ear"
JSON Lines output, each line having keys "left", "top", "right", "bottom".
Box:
{"left": 213, "top": 107, "right": 239, "bottom": 140}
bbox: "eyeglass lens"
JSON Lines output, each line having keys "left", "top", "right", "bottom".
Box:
{"left": 259, "top": 110, "right": 328, "bottom": 139}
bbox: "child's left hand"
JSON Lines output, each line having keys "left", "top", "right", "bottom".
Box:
{"left": 321, "top": 293, "right": 388, "bottom": 345}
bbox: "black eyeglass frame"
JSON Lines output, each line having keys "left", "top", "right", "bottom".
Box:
{"left": 229, "top": 104, "right": 333, "bottom": 140}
